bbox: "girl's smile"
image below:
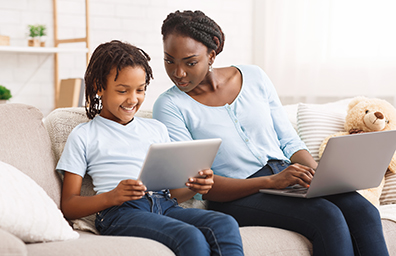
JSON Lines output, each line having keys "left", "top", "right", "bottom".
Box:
{"left": 98, "top": 66, "right": 146, "bottom": 125}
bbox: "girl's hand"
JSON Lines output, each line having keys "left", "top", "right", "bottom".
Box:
{"left": 268, "top": 163, "right": 315, "bottom": 189}
{"left": 107, "top": 179, "right": 147, "bottom": 206}
{"left": 186, "top": 169, "right": 214, "bottom": 195}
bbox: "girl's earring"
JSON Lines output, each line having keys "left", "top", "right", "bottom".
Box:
{"left": 209, "top": 63, "right": 213, "bottom": 72}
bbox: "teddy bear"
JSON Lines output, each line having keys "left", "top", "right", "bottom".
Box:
{"left": 318, "top": 96, "right": 396, "bottom": 207}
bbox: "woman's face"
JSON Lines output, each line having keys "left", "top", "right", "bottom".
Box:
{"left": 163, "top": 33, "right": 214, "bottom": 93}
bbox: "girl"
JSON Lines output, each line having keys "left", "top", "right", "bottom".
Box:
{"left": 56, "top": 40, "right": 244, "bottom": 256}
{"left": 153, "top": 10, "right": 389, "bottom": 256}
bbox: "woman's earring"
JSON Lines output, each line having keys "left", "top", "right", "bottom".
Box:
{"left": 209, "top": 63, "right": 213, "bottom": 72}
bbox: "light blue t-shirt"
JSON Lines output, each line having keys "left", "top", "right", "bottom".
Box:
{"left": 56, "top": 115, "right": 170, "bottom": 194}
{"left": 153, "top": 65, "right": 308, "bottom": 180}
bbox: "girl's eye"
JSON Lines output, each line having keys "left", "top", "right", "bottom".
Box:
{"left": 187, "top": 62, "right": 197, "bottom": 67}
{"left": 164, "top": 59, "right": 173, "bottom": 64}
{"left": 118, "top": 90, "right": 127, "bottom": 94}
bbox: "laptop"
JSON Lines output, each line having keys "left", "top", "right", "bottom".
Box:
{"left": 137, "top": 138, "right": 222, "bottom": 191}
{"left": 259, "top": 130, "right": 396, "bottom": 198}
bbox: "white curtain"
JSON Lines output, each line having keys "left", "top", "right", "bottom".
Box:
{"left": 253, "top": 0, "right": 396, "bottom": 105}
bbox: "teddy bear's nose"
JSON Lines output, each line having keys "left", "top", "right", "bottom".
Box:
{"left": 375, "top": 112, "right": 384, "bottom": 119}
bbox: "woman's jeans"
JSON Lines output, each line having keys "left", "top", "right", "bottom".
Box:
{"left": 208, "top": 160, "right": 389, "bottom": 256}
{"left": 95, "top": 190, "right": 244, "bottom": 256}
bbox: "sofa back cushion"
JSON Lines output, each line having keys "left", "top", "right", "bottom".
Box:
{"left": 0, "top": 103, "right": 61, "bottom": 207}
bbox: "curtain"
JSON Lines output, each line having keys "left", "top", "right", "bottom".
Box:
{"left": 253, "top": 0, "right": 396, "bottom": 105}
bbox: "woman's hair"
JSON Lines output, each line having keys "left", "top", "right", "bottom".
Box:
{"left": 161, "top": 10, "right": 225, "bottom": 55}
{"left": 84, "top": 40, "right": 153, "bottom": 119}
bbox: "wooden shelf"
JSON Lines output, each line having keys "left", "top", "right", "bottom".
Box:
{"left": 0, "top": 46, "right": 88, "bottom": 54}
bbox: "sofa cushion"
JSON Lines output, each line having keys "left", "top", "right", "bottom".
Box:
{"left": 26, "top": 230, "right": 175, "bottom": 256}
{"left": 0, "top": 160, "right": 79, "bottom": 243}
{"left": 0, "top": 228, "right": 27, "bottom": 256}
{"left": 240, "top": 226, "right": 312, "bottom": 256}
{"left": 0, "top": 103, "right": 61, "bottom": 207}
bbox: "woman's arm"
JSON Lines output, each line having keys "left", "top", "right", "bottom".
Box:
{"left": 290, "top": 149, "right": 318, "bottom": 169}
{"left": 202, "top": 161, "right": 315, "bottom": 202}
{"left": 61, "top": 172, "right": 147, "bottom": 220}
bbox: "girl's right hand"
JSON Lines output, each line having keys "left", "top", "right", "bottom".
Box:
{"left": 268, "top": 163, "right": 315, "bottom": 189}
{"left": 107, "top": 179, "right": 147, "bottom": 206}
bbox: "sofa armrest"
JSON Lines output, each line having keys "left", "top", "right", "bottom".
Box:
{"left": 0, "top": 228, "right": 27, "bottom": 256}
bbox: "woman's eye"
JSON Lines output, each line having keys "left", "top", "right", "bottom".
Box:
{"left": 118, "top": 91, "right": 127, "bottom": 94}
{"left": 164, "top": 59, "right": 173, "bottom": 64}
{"left": 187, "top": 62, "right": 197, "bottom": 67}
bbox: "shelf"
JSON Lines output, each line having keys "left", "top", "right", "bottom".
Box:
{"left": 0, "top": 46, "right": 89, "bottom": 54}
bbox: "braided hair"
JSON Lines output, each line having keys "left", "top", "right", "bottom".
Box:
{"left": 84, "top": 40, "right": 153, "bottom": 119}
{"left": 161, "top": 10, "right": 225, "bottom": 55}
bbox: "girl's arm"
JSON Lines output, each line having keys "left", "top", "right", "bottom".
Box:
{"left": 61, "top": 172, "right": 146, "bottom": 220}
{"left": 170, "top": 169, "right": 214, "bottom": 203}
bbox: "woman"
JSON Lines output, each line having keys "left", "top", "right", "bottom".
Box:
{"left": 153, "top": 10, "right": 389, "bottom": 256}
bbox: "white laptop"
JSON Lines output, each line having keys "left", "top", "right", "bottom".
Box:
{"left": 259, "top": 130, "right": 396, "bottom": 198}
{"left": 137, "top": 138, "right": 222, "bottom": 191}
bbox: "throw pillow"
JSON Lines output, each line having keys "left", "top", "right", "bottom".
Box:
{"left": 297, "top": 100, "right": 350, "bottom": 162}
{"left": 380, "top": 171, "right": 396, "bottom": 205}
{"left": 0, "top": 161, "right": 79, "bottom": 243}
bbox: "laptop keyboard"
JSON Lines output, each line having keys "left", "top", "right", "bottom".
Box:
{"left": 283, "top": 187, "right": 308, "bottom": 194}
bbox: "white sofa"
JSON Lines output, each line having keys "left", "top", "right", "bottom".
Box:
{"left": 1, "top": 100, "right": 396, "bottom": 256}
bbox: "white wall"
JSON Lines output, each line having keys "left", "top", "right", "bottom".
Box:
{"left": 0, "top": 0, "right": 253, "bottom": 116}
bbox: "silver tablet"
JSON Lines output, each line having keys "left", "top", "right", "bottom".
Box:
{"left": 138, "top": 138, "right": 222, "bottom": 191}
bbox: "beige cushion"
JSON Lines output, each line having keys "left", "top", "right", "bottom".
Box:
{"left": 0, "top": 228, "right": 27, "bottom": 256}
{"left": 240, "top": 226, "right": 312, "bottom": 256}
{"left": 0, "top": 103, "right": 61, "bottom": 207}
{"left": 0, "top": 161, "right": 79, "bottom": 243}
{"left": 26, "top": 231, "right": 175, "bottom": 256}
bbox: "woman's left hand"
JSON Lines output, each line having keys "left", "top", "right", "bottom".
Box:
{"left": 186, "top": 169, "right": 214, "bottom": 195}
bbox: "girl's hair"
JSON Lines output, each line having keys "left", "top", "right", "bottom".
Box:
{"left": 161, "top": 10, "right": 225, "bottom": 55}
{"left": 84, "top": 40, "right": 153, "bottom": 119}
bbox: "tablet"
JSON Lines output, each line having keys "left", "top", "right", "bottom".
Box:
{"left": 137, "top": 138, "right": 222, "bottom": 191}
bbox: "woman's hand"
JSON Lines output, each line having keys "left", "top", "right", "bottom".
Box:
{"left": 186, "top": 169, "right": 214, "bottom": 195}
{"left": 106, "top": 179, "right": 147, "bottom": 206}
{"left": 268, "top": 163, "right": 315, "bottom": 189}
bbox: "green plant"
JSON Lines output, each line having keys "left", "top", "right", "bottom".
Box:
{"left": 37, "top": 25, "right": 46, "bottom": 37}
{"left": 0, "top": 85, "right": 12, "bottom": 100}
{"left": 28, "top": 25, "right": 39, "bottom": 38}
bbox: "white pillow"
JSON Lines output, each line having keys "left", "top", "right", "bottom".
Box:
{"left": 297, "top": 100, "right": 350, "bottom": 162}
{"left": 0, "top": 161, "right": 79, "bottom": 243}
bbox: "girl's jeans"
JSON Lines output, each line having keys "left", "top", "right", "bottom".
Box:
{"left": 95, "top": 190, "right": 244, "bottom": 256}
{"left": 208, "top": 160, "right": 389, "bottom": 256}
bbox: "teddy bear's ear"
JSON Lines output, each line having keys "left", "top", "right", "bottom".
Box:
{"left": 347, "top": 96, "right": 368, "bottom": 111}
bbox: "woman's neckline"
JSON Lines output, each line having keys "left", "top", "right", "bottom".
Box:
{"left": 180, "top": 65, "right": 244, "bottom": 108}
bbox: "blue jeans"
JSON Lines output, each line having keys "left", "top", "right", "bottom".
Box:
{"left": 95, "top": 190, "right": 244, "bottom": 256}
{"left": 208, "top": 160, "right": 389, "bottom": 256}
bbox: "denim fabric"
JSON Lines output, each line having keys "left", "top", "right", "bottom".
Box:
{"left": 209, "top": 160, "right": 389, "bottom": 256}
{"left": 96, "top": 190, "right": 243, "bottom": 256}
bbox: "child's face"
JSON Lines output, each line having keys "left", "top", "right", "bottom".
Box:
{"left": 98, "top": 66, "right": 146, "bottom": 125}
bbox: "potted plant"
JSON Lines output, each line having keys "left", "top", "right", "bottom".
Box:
{"left": 27, "top": 25, "right": 40, "bottom": 47}
{"left": 0, "top": 85, "right": 12, "bottom": 104}
{"left": 37, "top": 25, "right": 47, "bottom": 47}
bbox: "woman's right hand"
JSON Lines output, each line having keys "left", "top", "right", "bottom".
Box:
{"left": 107, "top": 179, "right": 147, "bottom": 206}
{"left": 268, "top": 163, "right": 315, "bottom": 189}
